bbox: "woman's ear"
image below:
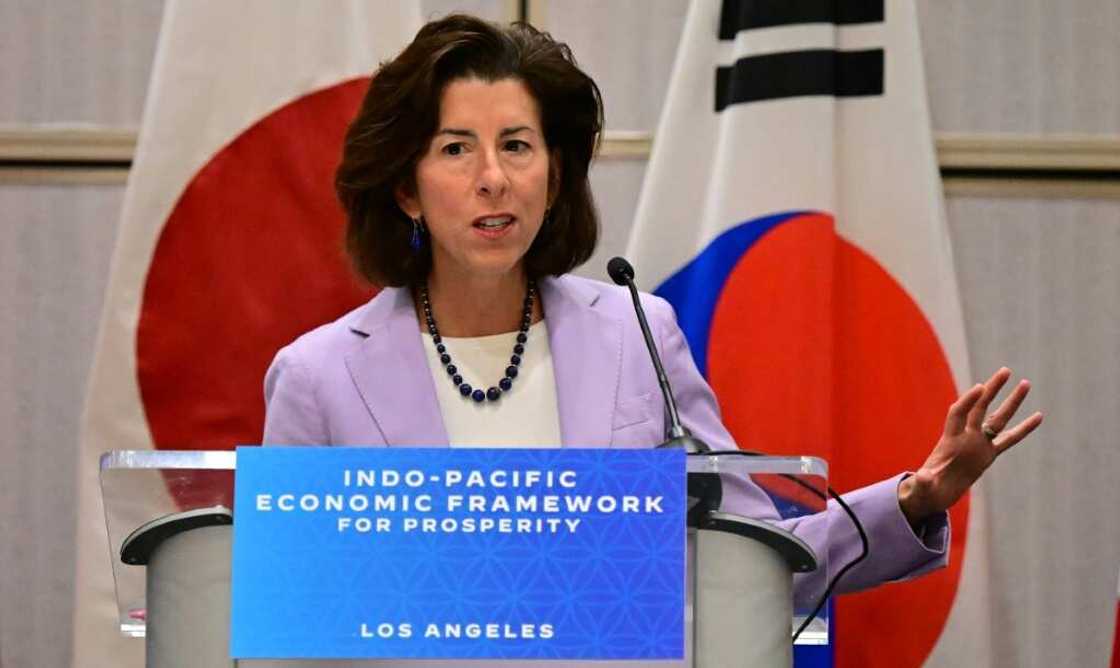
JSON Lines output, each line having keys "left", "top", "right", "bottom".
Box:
{"left": 394, "top": 181, "right": 421, "bottom": 219}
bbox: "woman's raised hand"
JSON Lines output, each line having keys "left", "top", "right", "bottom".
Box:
{"left": 898, "top": 367, "right": 1044, "bottom": 526}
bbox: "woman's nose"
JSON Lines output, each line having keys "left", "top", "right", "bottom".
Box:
{"left": 476, "top": 149, "right": 510, "bottom": 198}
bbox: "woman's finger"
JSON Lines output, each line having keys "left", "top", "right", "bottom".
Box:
{"left": 985, "top": 379, "right": 1031, "bottom": 433}
{"left": 945, "top": 384, "right": 984, "bottom": 435}
{"left": 993, "top": 411, "right": 1044, "bottom": 455}
{"left": 968, "top": 367, "right": 1011, "bottom": 430}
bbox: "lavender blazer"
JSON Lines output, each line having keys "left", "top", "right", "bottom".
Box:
{"left": 263, "top": 274, "right": 948, "bottom": 595}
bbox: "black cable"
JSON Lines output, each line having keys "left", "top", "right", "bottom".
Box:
{"left": 791, "top": 485, "right": 868, "bottom": 643}
{"left": 687, "top": 450, "right": 870, "bottom": 643}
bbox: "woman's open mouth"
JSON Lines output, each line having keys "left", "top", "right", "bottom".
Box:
{"left": 473, "top": 215, "right": 515, "bottom": 238}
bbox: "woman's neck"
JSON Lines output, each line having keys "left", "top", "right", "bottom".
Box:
{"left": 421, "top": 268, "right": 543, "bottom": 337}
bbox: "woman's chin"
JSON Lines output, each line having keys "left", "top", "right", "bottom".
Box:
{"left": 438, "top": 254, "right": 528, "bottom": 282}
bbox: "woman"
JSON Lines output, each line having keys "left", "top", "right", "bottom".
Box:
{"left": 263, "top": 14, "right": 1042, "bottom": 596}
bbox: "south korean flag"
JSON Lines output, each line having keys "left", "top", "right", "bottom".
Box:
{"left": 629, "top": 2, "right": 980, "bottom": 667}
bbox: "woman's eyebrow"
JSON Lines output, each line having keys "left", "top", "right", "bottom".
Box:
{"left": 435, "top": 128, "right": 475, "bottom": 138}
{"left": 435, "top": 126, "right": 537, "bottom": 138}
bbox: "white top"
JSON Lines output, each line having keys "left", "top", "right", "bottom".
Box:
{"left": 422, "top": 320, "right": 562, "bottom": 448}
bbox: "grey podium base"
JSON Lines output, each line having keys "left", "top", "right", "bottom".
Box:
{"left": 124, "top": 510, "right": 814, "bottom": 668}
{"left": 146, "top": 523, "right": 234, "bottom": 668}
{"left": 694, "top": 526, "right": 794, "bottom": 667}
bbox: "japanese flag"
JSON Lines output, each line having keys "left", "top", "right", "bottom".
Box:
{"left": 72, "top": 2, "right": 419, "bottom": 665}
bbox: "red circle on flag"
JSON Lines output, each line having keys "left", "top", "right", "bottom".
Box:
{"left": 707, "top": 213, "right": 965, "bottom": 667}
{"left": 136, "top": 79, "right": 377, "bottom": 507}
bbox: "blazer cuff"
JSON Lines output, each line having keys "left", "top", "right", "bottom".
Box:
{"left": 898, "top": 473, "right": 950, "bottom": 553}
{"left": 838, "top": 472, "right": 951, "bottom": 584}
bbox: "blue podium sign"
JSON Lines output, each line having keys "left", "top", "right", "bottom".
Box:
{"left": 231, "top": 447, "right": 686, "bottom": 660}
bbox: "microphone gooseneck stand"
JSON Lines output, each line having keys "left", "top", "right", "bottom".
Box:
{"left": 607, "top": 256, "right": 709, "bottom": 454}
{"left": 608, "top": 256, "right": 869, "bottom": 658}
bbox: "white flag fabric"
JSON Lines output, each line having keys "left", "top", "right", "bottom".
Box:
{"left": 72, "top": 2, "right": 419, "bottom": 665}
{"left": 628, "top": 1, "right": 980, "bottom": 666}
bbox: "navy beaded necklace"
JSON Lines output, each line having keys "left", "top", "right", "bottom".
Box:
{"left": 420, "top": 280, "right": 535, "bottom": 403}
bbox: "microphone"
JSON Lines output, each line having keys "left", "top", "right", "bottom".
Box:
{"left": 610, "top": 257, "right": 869, "bottom": 641}
{"left": 607, "top": 257, "right": 709, "bottom": 454}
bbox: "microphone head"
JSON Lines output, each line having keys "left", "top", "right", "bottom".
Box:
{"left": 607, "top": 256, "right": 635, "bottom": 286}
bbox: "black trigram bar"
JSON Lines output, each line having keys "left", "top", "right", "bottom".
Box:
{"left": 715, "top": 49, "right": 884, "bottom": 110}
{"left": 719, "top": 0, "right": 884, "bottom": 40}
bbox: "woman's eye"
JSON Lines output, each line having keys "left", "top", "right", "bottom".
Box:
{"left": 504, "top": 140, "right": 529, "bottom": 153}
{"left": 442, "top": 143, "right": 464, "bottom": 156}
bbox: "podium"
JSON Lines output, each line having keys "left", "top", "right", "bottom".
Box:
{"left": 100, "top": 449, "right": 830, "bottom": 667}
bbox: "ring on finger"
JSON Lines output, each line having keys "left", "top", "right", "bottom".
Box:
{"left": 981, "top": 423, "right": 999, "bottom": 441}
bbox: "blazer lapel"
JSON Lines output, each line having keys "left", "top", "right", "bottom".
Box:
{"left": 542, "top": 276, "right": 621, "bottom": 448}
{"left": 344, "top": 287, "right": 450, "bottom": 447}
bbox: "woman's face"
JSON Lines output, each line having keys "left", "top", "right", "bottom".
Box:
{"left": 397, "top": 77, "right": 555, "bottom": 283}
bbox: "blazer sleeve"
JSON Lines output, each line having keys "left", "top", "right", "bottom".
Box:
{"left": 646, "top": 294, "right": 950, "bottom": 598}
{"left": 262, "top": 344, "right": 330, "bottom": 446}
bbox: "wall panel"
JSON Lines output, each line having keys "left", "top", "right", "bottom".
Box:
{"left": 917, "top": 0, "right": 1120, "bottom": 135}
{"left": 945, "top": 195, "right": 1120, "bottom": 668}
{"left": 578, "top": 158, "right": 648, "bottom": 283}
{"left": 537, "top": 0, "right": 690, "bottom": 132}
{"left": 0, "top": 1, "right": 163, "bottom": 125}
{"left": 0, "top": 184, "right": 124, "bottom": 668}
{"left": 420, "top": 0, "right": 510, "bottom": 23}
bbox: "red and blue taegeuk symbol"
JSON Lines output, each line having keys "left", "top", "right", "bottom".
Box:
{"left": 655, "top": 211, "right": 965, "bottom": 668}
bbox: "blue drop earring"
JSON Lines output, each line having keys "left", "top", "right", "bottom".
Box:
{"left": 410, "top": 216, "right": 424, "bottom": 251}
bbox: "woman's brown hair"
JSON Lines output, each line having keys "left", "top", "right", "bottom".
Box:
{"left": 335, "top": 14, "right": 604, "bottom": 287}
